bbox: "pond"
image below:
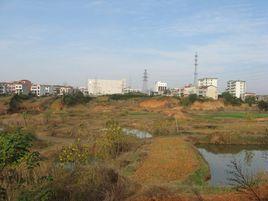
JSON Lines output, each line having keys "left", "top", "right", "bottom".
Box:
{"left": 123, "top": 128, "right": 152, "bottom": 139}
{"left": 196, "top": 144, "right": 268, "bottom": 186}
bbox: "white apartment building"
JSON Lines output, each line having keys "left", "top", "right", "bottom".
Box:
{"left": 198, "top": 86, "right": 218, "bottom": 100}
{"left": 182, "top": 84, "right": 197, "bottom": 96}
{"left": 79, "top": 87, "right": 89, "bottom": 95}
{"left": 226, "top": 80, "right": 246, "bottom": 99}
{"left": 198, "top": 78, "right": 218, "bottom": 88}
{"left": 31, "top": 84, "right": 54, "bottom": 96}
{"left": 88, "top": 79, "right": 126, "bottom": 95}
{"left": 0, "top": 83, "right": 6, "bottom": 94}
{"left": 154, "top": 81, "right": 167, "bottom": 95}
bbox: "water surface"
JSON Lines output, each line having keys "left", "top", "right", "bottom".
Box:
{"left": 196, "top": 144, "right": 268, "bottom": 186}
{"left": 123, "top": 128, "right": 152, "bottom": 139}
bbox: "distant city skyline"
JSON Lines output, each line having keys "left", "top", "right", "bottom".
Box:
{"left": 0, "top": 0, "right": 268, "bottom": 94}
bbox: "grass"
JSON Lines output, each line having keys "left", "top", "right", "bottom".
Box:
{"left": 197, "top": 112, "right": 268, "bottom": 120}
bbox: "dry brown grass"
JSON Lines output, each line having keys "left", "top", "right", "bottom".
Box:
{"left": 131, "top": 137, "right": 200, "bottom": 185}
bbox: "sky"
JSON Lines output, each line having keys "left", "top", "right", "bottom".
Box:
{"left": 0, "top": 0, "right": 268, "bottom": 94}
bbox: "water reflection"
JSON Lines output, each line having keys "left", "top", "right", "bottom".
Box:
{"left": 196, "top": 144, "right": 268, "bottom": 186}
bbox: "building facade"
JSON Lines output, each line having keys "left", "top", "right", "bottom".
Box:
{"left": 88, "top": 79, "right": 126, "bottom": 95}
{"left": 198, "top": 78, "right": 218, "bottom": 88}
{"left": 31, "top": 84, "right": 54, "bottom": 96}
{"left": 182, "top": 84, "right": 197, "bottom": 96}
{"left": 226, "top": 80, "right": 246, "bottom": 99}
{"left": 198, "top": 85, "right": 218, "bottom": 100}
{"left": 0, "top": 83, "right": 7, "bottom": 94}
{"left": 154, "top": 81, "right": 167, "bottom": 95}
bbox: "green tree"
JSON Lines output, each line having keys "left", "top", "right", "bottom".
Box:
{"left": 222, "top": 92, "right": 242, "bottom": 106}
{"left": 258, "top": 100, "right": 268, "bottom": 111}
{"left": 8, "top": 94, "right": 21, "bottom": 112}
{"left": 245, "top": 96, "right": 256, "bottom": 107}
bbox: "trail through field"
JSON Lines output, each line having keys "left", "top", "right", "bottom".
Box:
{"left": 132, "top": 137, "right": 200, "bottom": 184}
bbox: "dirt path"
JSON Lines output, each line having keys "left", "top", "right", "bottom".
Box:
{"left": 132, "top": 136, "right": 201, "bottom": 185}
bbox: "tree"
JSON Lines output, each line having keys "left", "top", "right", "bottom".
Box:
{"left": 245, "top": 96, "right": 256, "bottom": 107}
{"left": 227, "top": 160, "right": 261, "bottom": 201}
{"left": 8, "top": 94, "right": 21, "bottom": 112}
{"left": 258, "top": 101, "right": 268, "bottom": 111}
{"left": 222, "top": 92, "right": 242, "bottom": 106}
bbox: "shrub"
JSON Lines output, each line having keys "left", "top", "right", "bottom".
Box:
{"left": 96, "top": 120, "right": 128, "bottom": 159}
{"left": 180, "top": 94, "right": 199, "bottom": 107}
{"left": 8, "top": 94, "right": 22, "bottom": 112}
{"left": 62, "top": 91, "right": 92, "bottom": 106}
{"left": 245, "top": 96, "right": 256, "bottom": 107}
{"left": 222, "top": 92, "right": 242, "bottom": 106}
{"left": 258, "top": 100, "right": 268, "bottom": 111}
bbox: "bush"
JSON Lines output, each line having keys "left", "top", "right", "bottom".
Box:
{"left": 96, "top": 120, "right": 129, "bottom": 159}
{"left": 222, "top": 92, "right": 242, "bottom": 106}
{"left": 62, "top": 91, "right": 92, "bottom": 106}
{"left": 8, "top": 94, "right": 22, "bottom": 112}
{"left": 258, "top": 100, "right": 268, "bottom": 111}
{"left": 180, "top": 94, "right": 199, "bottom": 107}
{"left": 245, "top": 96, "right": 256, "bottom": 107}
{"left": 18, "top": 165, "right": 133, "bottom": 201}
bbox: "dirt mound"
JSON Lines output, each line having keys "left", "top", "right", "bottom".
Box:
{"left": 139, "top": 99, "right": 169, "bottom": 109}
{"left": 191, "top": 101, "right": 225, "bottom": 111}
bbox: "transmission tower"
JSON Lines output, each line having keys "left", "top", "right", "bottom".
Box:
{"left": 142, "top": 69, "right": 148, "bottom": 94}
{"left": 194, "top": 52, "right": 198, "bottom": 87}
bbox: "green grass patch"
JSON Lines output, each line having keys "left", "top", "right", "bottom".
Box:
{"left": 196, "top": 112, "right": 268, "bottom": 120}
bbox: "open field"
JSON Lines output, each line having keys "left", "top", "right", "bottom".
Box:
{"left": 0, "top": 95, "right": 268, "bottom": 200}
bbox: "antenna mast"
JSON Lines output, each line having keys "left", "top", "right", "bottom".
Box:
{"left": 194, "top": 52, "right": 198, "bottom": 87}
{"left": 142, "top": 69, "right": 148, "bottom": 94}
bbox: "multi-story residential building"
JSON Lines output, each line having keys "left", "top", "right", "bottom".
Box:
{"left": 59, "top": 86, "right": 74, "bottom": 95}
{"left": 182, "top": 84, "right": 197, "bottom": 96}
{"left": 31, "top": 84, "right": 54, "bottom": 96}
{"left": 256, "top": 95, "right": 268, "bottom": 102}
{"left": 226, "top": 80, "right": 246, "bottom": 99}
{"left": 0, "top": 82, "right": 7, "bottom": 94}
{"left": 198, "top": 85, "right": 218, "bottom": 100}
{"left": 198, "top": 78, "right": 218, "bottom": 88}
{"left": 52, "top": 85, "right": 73, "bottom": 96}
{"left": 154, "top": 81, "right": 167, "bottom": 95}
{"left": 7, "top": 80, "right": 32, "bottom": 95}
{"left": 79, "top": 87, "right": 89, "bottom": 96}
{"left": 88, "top": 79, "right": 126, "bottom": 95}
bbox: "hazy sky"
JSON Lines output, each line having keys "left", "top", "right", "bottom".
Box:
{"left": 0, "top": 0, "right": 268, "bottom": 94}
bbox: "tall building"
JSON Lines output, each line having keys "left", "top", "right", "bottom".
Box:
{"left": 198, "top": 78, "right": 218, "bottom": 88}
{"left": 154, "top": 81, "right": 167, "bottom": 95}
{"left": 226, "top": 80, "right": 246, "bottom": 99}
{"left": 88, "top": 79, "right": 126, "bottom": 95}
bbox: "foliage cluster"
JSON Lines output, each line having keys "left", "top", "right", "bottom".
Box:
{"left": 245, "top": 96, "right": 256, "bottom": 107}
{"left": 258, "top": 100, "right": 268, "bottom": 111}
{"left": 58, "top": 139, "right": 92, "bottom": 165}
{"left": 108, "top": 92, "right": 148, "bottom": 101}
{"left": 61, "top": 91, "right": 92, "bottom": 106}
{"left": 221, "top": 92, "right": 242, "bottom": 106}
{"left": 0, "top": 129, "right": 41, "bottom": 200}
{"left": 180, "top": 94, "right": 199, "bottom": 107}
{"left": 96, "top": 120, "right": 128, "bottom": 159}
